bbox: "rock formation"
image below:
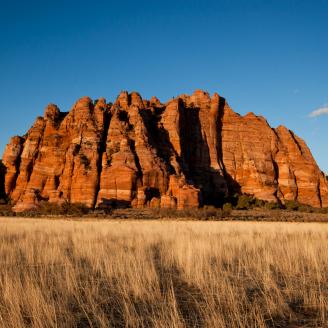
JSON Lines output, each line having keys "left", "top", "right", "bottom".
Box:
{"left": 1, "top": 90, "right": 327, "bottom": 211}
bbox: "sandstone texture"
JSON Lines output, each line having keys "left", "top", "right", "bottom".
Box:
{"left": 1, "top": 90, "right": 327, "bottom": 211}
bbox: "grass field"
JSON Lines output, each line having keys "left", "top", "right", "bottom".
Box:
{"left": 0, "top": 218, "right": 327, "bottom": 327}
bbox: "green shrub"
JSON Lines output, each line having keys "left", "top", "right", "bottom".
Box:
{"left": 236, "top": 195, "right": 253, "bottom": 210}
{"left": 0, "top": 204, "right": 15, "bottom": 217}
{"left": 58, "top": 202, "right": 90, "bottom": 216}
{"left": 285, "top": 200, "right": 299, "bottom": 211}
{"left": 222, "top": 203, "right": 233, "bottom": 216}
{"left": 254, "top": 198, "right": 266, "bottom": 208}
{"left": 226, "top": 193, "right": 240, "bottom": 207}
{"left": 38, "top": 201, "right": 61, "bottom": 215}
{"left": 297, "top": 204, "right": 313, "bottom": 213}
{"left": 202, "top": 206, "right": 223, "bottom": 220}
{"left": 19, "top": 201, "right": 90, "bottom": 217}
{"left": 151, "top": 206, "right": 225, "bottom": 220}
{"left": 265, "top": 201, "right": 281, "bottom": 210}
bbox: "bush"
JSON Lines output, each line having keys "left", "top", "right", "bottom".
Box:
{"left": 236, "top": 195, "right": 253, "bottom": 210}
{"left": 254, "top": 198, "right": 266, "bottom": 208}
{"left": 222, "top": 203, "right": 233, "bottom": 216}
{"left": 151, "top": 206, "right": 226, "bottom": 220}
{"left": 225, "top": 193, "right": 240, "bottom": 207}
{"left": 55, "top": 202, "right": 90, "bottom": 216}
{"left": 285, "top": 200, "right": 299, "bottom": 211}
{"left": 19, "top": 201, "right": 90, "bottom": 217}
{"left": 265, "top": 201, "right": 281, "bottom": 210}
{"left": 297, "top": 204, "right": 313, "bottom": 213}
{"left": 0, "top": 204, "right": 15, "bottom": 217}
{"left": 202, "top": 206, "right": 223, "bottom": 220}
{"left": 320, "top": 207, "right": 328, "bottom": 214}
{"left": 233, "top": 194, "right": 283, "bottom": 210}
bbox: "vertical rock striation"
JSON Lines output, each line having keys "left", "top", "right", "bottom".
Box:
{"left": 1, "top": 90, "right": 327, "bottom": 211}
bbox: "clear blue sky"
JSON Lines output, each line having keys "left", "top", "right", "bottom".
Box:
{"left": 1, "top": 0, "right": 327, "bottom": 172}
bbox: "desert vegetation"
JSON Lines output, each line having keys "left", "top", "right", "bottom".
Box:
{"left": 1, "top": 193, "right": 328, "bottom": 220}
{"left": 1, "top": 196, "right": 328, "bottom": 226}
{"left": 0, "top": 219, "right": 327, "bottom": 327}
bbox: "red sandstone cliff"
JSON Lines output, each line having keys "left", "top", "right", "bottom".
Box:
{"left": 1, "top": 90, "right": 327, "bottom": 211}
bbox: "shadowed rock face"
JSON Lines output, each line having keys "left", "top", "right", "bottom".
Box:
{"left": 1, "top": 90, "right": 327, "bottom": 211}
{"left": 0, "top": 160, "right": 6, "bottom": 201}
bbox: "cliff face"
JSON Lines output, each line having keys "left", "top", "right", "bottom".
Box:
{"left": 2, "top": 90, "right": 327, "bottom": 211}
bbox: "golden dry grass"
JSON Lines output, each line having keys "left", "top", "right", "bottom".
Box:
{"left": 0, "top": 218, "right": 327, "bottom": 327}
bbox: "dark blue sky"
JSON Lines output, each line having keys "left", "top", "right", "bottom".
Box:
{"left": 1, "top": 0, "right": 327, "bottom": 171}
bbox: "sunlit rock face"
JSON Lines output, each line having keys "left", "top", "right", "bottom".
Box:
{"left": 2, "top": 90, "right": 327, "bottom": 211}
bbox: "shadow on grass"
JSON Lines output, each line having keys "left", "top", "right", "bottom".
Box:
{"left": 64, "top": 253, "right": 157, "bottom": 328}
{"left": 151, "top": 243, "right": 205, "bottom": 328}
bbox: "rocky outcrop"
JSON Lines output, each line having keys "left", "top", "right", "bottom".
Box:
{"left": 2, "top": 90, "right": 327, "bottom": 211}
{"left": 220, "top": 106, "right": 328, "bottom": 207}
